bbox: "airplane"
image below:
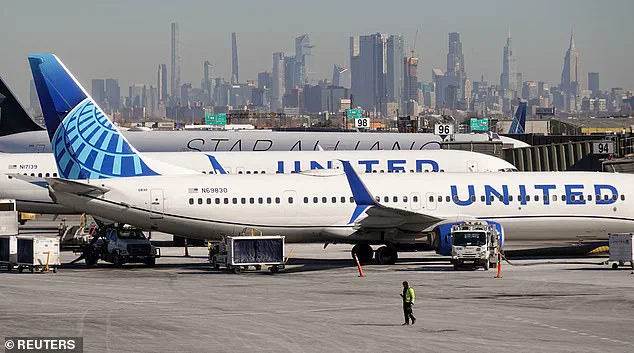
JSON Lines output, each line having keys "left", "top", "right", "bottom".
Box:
{"left": 26, "top": 54, "right": 634, "bottom": 265}
{"left": 0, "top": 72, "right": 528, "bottom": 153}
{"left": 0, "top": 149, "right": 517, "bottom": 214}
{"left": 508, "top": 101, "right": 527, "bottom": 134}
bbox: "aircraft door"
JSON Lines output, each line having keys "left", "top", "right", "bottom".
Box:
{"left": 150, "top": 189, "right": 164, "bottom": 219}
{"left": 410, "top": 193, "right": 421, "bottom": 210}
{"left": 467, "top": 161, "right": 478, "bottom": 172}
{"left": 426, "top": 192, "right": 437, "bottom": 210}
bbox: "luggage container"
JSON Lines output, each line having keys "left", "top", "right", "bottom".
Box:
{"left": 0, "top": 199, "right": 18, "bottom": 237}
{"left": 0, "top": 235, "right": 60, "bottom": 273}
{"left": 209, "top": 235, "right": 285, "bottom": 273}
{"left": 609, "top": 233, "right": 634, "bottom": 270}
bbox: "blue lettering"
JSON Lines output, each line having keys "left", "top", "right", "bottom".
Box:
{"left": 565, "top": 184, "right": 586, "bottom": 205}
{"left": 416, "top": 159, "right": 440, "bottom": 172}
{"left": 534, "top": 184, "right": 557, "bottom": 205}
{"left": 327, "top": 161, "right": 333, "bottom": 169}
{"left": 293, "top": 161, "right": 301, "bottom": 173}
{"left": 358, "top": 160, "right": 379, "bottom": 173}
{"left": 277, "top": 161, "right": 284, "bottom": 174}
{"left": 519, "top": 185, "right": 527, "bottom": 205}
{"left": 594, "top": 184, "right": 618, "bottom": 205}
{"left": 387, "top": 159, "right": 406, "bottom": 172}
{"left": 484, "top": 185, "right": 509, "bottom": 205}
{"left": 310, "top": 161, "right": 325, "bottom": 170}
{"left": 451, "top": 185, "right": 475, "bottom": 206}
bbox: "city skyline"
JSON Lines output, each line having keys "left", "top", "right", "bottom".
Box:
{"left": 1, "top": 0, "right": 632, "bottom": 106}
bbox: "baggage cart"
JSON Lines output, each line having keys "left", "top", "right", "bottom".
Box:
{"left": 609, "top": 233, "right": 634, "bottom": 270}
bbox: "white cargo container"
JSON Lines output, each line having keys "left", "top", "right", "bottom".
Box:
{"left": 0, "top": 199, "right": 18, "bottom": 237}
{"left": 608, "top": 233, "right": 634, "bottom": 270}
{"left": 0, "top": 235, "right": 60, "bottom": 273}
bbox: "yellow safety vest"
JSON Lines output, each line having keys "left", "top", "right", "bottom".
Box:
{"left": 405, "top": 287, "right": 415, "bottom": 304}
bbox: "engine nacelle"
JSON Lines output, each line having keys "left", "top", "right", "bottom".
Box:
{"left": 434, "top": 221, "right": 505, "bottom": 256}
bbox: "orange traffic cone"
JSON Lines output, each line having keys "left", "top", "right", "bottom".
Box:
{"left": 354, "top": 253, "right": 365, "bottom": 277}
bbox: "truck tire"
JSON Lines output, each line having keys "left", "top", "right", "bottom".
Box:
{"left": 270, "top": 266, "right": 279, "bottom": 274}
{"left": 484, "top": 261, "right": 489, "bottom": 271}
{"left": 112, "top": 252, "right": 123, "bottom": 267}
{"left": 612, "top": 263, "right": 619, "bottom": 270}
{"left": 85, "top": 254, "right": 97, "bottom": 268}
{"left": 145, "top": 257, "right": 156, "bottom": 267}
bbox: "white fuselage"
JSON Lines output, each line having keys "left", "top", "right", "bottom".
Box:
{"left": 51, "top": 172, "right": 634, "bottom": 243}
{"left": 0, "top": 150, "right": 515, "bottom": 214}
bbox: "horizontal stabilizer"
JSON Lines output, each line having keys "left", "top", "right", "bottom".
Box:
{"left": 46, "top": 178, "right": 110, "bottom": 196}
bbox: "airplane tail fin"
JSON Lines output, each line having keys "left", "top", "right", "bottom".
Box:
{"left": 28, "top": 54, "right": 190, "bottom": 179}
{"left": 0, "top": 76, "right": 44, "bottom": 136}
{"left": 508, "top": 101, "right": 527, "bottom": 134}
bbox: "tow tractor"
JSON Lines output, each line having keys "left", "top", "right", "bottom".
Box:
{"left": 79, "top": 225, "right": 160, "bottom": 267}
{"left": 450, "top": 221, "right": 501, "bottom": 270}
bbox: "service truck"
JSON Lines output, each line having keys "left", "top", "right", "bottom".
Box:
{"left": 82, "top": 225, "right": 160, "bottom": 267}
{"left": 450, "top": 221, "right": 501, "bottom": 270}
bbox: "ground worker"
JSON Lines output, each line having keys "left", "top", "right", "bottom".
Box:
{"left": 400, "top": 281, "right": 416, "bottom": 325}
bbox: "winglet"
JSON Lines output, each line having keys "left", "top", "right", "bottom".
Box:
{"left": 205, "top": 154, "right": 227, "bottom": 174}
{"left": 341, "top": 160, "right": 377, "bottom": 223}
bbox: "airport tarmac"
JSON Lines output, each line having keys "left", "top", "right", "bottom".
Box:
{"left": 1, "top": 223, "right": 634, "bottom": 352}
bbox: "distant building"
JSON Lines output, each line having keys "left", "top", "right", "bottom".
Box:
{"left": 258, "top": 71, "right": 272, "bottom": 90}
{"left": 105, "top": 79, "right": 120, "bottom": 112}
{"left": 295, "top": 34, "right": 311, "bottom": 86}
{"left": 128, "top": 84, "right": 146, "bottom": 108}
{"left": 332, "top": 65, "right": 350, "bottom": 89}
{"left": 203, "top": 61, "right": 213, "bottom": 105}
{"left": 403, "top": 56, "right": 419, "bottom": 106}
{"left": 588, "top": 72, "right": 600, "bottom": 96}
{"left": 432, "top": 68, "right": 445, "bottom": 108}
{"left": 157, "top": 64, "right": 167, "bottom": 103}
{"left": 284, "top": 55, "right": 296, "bottom": 92}
{"left": 231, "top": 32, "right": 239, "bottom": 85}
{"left": 500, "top": 32, "right": 521, "bottom": 98}
{"left": 271, "top": 52, "right": 285, "bottom": 112}
{"left": 180, "top": 83, "right": 192, "bottom": 106}
{"left": 560, "top": 31, "right": 580, "bottom": 112}
{"left": 445, "top": 32, "right": 467, "bottom": 103}
{"left": 170, "top": 22, "right": 181, "bottom": 103}
{"left": 522, "top": 81, "right": 538, "bottom": 100}
{"left": 91, "top": 79, "right": 105, "bottom": 107}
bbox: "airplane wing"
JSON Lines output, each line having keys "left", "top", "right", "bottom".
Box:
{"left": 6, "top": 173, "right": 48, "bottom": 188}
{"left": 340, "top": 160, "right": 447, "bottom": 234}
{"left": 46, "top": 178, "right": 110, "bottom": 196}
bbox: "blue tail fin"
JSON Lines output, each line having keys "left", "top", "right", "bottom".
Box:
{"left": 28, "top": 54, "right": 159, "bottom": 179}
{"left": 508, "top": 102, "right": 527, "bottom": 134}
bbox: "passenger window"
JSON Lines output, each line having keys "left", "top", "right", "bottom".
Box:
{"left": 206, "top": 198, "right": 211, "bottom": 204}
{"left": 37, "top": 173, "right": 42, "bottom": 177}
{"left": 313, "top": 197, "right": 318, "bottom": 203}
{"left": 198, "top": 198, "right": 203, "bottom": 205}
{"left": 53, "top": 173, "right": 58, "bottom": 177}
{"left": 612, "top": 195, "right": 617, "bottom": 201}
{"left": 266, "top": 197, "right": 271, "bottom": 204}
{"left": 393, "top": 196, "right": 398, "bottom": 203}
{"left": 552, "top": 195, "right": 557, "bottom": 201}
{"left": 526, "top": 195, "right": 531, "bottom": 201}
{"left": 453, "top": 195, "right": 458, "bottom": 201}
{"left": 508, "top": 195, "right": 513, "bottom": 202}
{"left": 403, "top": 196, "right": 408, "bottom": 202}
{"left": 429, "top": 196, "right": 434, "bottom": 202}
{"left": 246, "top": 171, "right": 251, "bottom": 174}
{"left": 232, "top": 198, "right": 237, "bottom": 204}
{"left": 224, "top": 198, "right": 229, "bottom": 204}
{"left": 437, "top": 196, "right": 442, "bottom": 202}
{"left": 621, "top": 195, "right": 625, "bottom": 201}
{"left": 561, "top": 195, "right": 566, "bottom": 201}
{"left": 45, "top": 173, "right": 50, "bottom": 177}
{"left": 304, "top": 197, "right": 309, "bottom": 203}
{"left": 254, "top": 171, "right": 258, "bottom": 175}
{"left": 30, "top": 173, "right": 35, "bottom": 176}
{"left": 215, "top": 198, "right": 220, "bottom": 204}
{"left": 341, "top": 197, "right": 346, "bottom": 203}
{"left": 322, "top": 197, "right": 327, "bottom": 203}
{"left": 604, "top": 195, "right": 609, "bottom": 201}
{"left": 241, "top": 198, "right": 246, "bottom": 204}
{"left": 535, "top": 195, "right": 540, "bottom": 202}
{"left": 375, "top": 196, "right": 380, "bottom": 202}
{"left": 188, "top": 198, "right": 194, "bottom": 205}
{"left": 249, "top": 197, "right": 255, "bottom": 204}
{"left": 350, "top": 197, "right": 354, "bottom": 203}
{"left": 517, "top": 195, "right": 522, "bottom": 201}
{"left": 413, "top": 196, "right": 418, "bottom": 202}
{"left": 258, "top": 197, "right": 264, "bottom": 204}
{"left": 489, "top": 195, "right": 494, "bottom": 202}
{"left": 275, "top": 197, "right": 281, "bottom": 204}
{"left": 481, "top": 196, "right": 485, "bottom": 202}
{"left": 332, "top": 197, "right": 337, "bottom": 203}
{"left": 580, "top": 195, "right": 585, "bottom": 201}
{"left": 288, "top": 197, "right": 294, "bottom": 204}
{"left": 470, "top": 195, "right": 476, "bottom": 202}
{"left": 588, "top": 195, "right": 592, "bottom": 201}
{"left": 384, "top": 196, "right": 389, "bottom": 202}
{"left": 445, "top": 196, "right": 450, "bottom": 202}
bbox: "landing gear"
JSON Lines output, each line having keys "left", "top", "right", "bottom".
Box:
{"left": 351, "top": 244, "right": 374, "bottom": 264}
{"left": 375, "top": 246, "right": 398, "bottom": 265}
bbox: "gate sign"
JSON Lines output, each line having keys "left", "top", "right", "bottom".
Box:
{"left": 592, "top": 141, "right": 614, "bottom": 155}
{"left": 347, "top": 109, "right": 362, "bottom": 120}
{"left": 434, "top": 123, "right": 454, "bottom": 137}
{"left": 355, "top": 117, "right": 370, "bottom": 128}
{"left": 205, "top": 113, "right": 227, "bottom": 125}
{"left": 470, "top": 118, "right": 489, "bottom": 131}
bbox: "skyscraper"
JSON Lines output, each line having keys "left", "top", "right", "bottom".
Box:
{"left": 560, "top": 31, "right": 579, "bottom": 111}
{"left": 105, "top": 79, "right": 120, "bottom": 112}
{"left": 446, "top": 32, "right": 467, "bottom": 101}
{"left": 588, "top": 72, "right": 599, "bottom": 95}
{"left": 403, "top": 56, "right": 419, "bottom": 104}
{"left": 91, "top": 79, "right": 105, "bottom": 107}
{"left": 500, "top": 32, "right": 521, "bottom": 97}
{"left": 258, "top": 71, "right": 272, "bottom": 89}
{"left": 332, "top": 65, "right": 349, "bottom": 88}
{"left": 231, "top": 32, "right": 239, "bottom": 85}
{"left": 295, "top": 34, "right": 311, "bottom": 86}
{"left": 170, "top": 22, "right": 181, "bottom": 102}
{"left": 203, "top": 61, "right": 213, "bottom": 105}
{"left": 386, "top": 35, "right": 405, "bottom": 110}
{"left": 350, "top": 33, "right": 387, "bottom": 113}
{"left": 271, "top": 52, "right": 285, "bottom": 112}
{"left": 157, "top": 64, "right": 167, "bottom": 103}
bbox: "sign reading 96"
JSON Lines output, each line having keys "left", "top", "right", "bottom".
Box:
{"left": 434, "top": 123, "right": 454, "bottom": 136}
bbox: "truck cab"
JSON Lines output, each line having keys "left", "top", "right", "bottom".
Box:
{"left": 450, "top": 221, "right": 500, "bottom": 270}
{"left": 105, "top": 227, "right": 159, "bottom": 266}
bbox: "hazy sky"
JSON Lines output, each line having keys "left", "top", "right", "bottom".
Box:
{"left": 1, "top": 0, "right": 632, "bottom": 103}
